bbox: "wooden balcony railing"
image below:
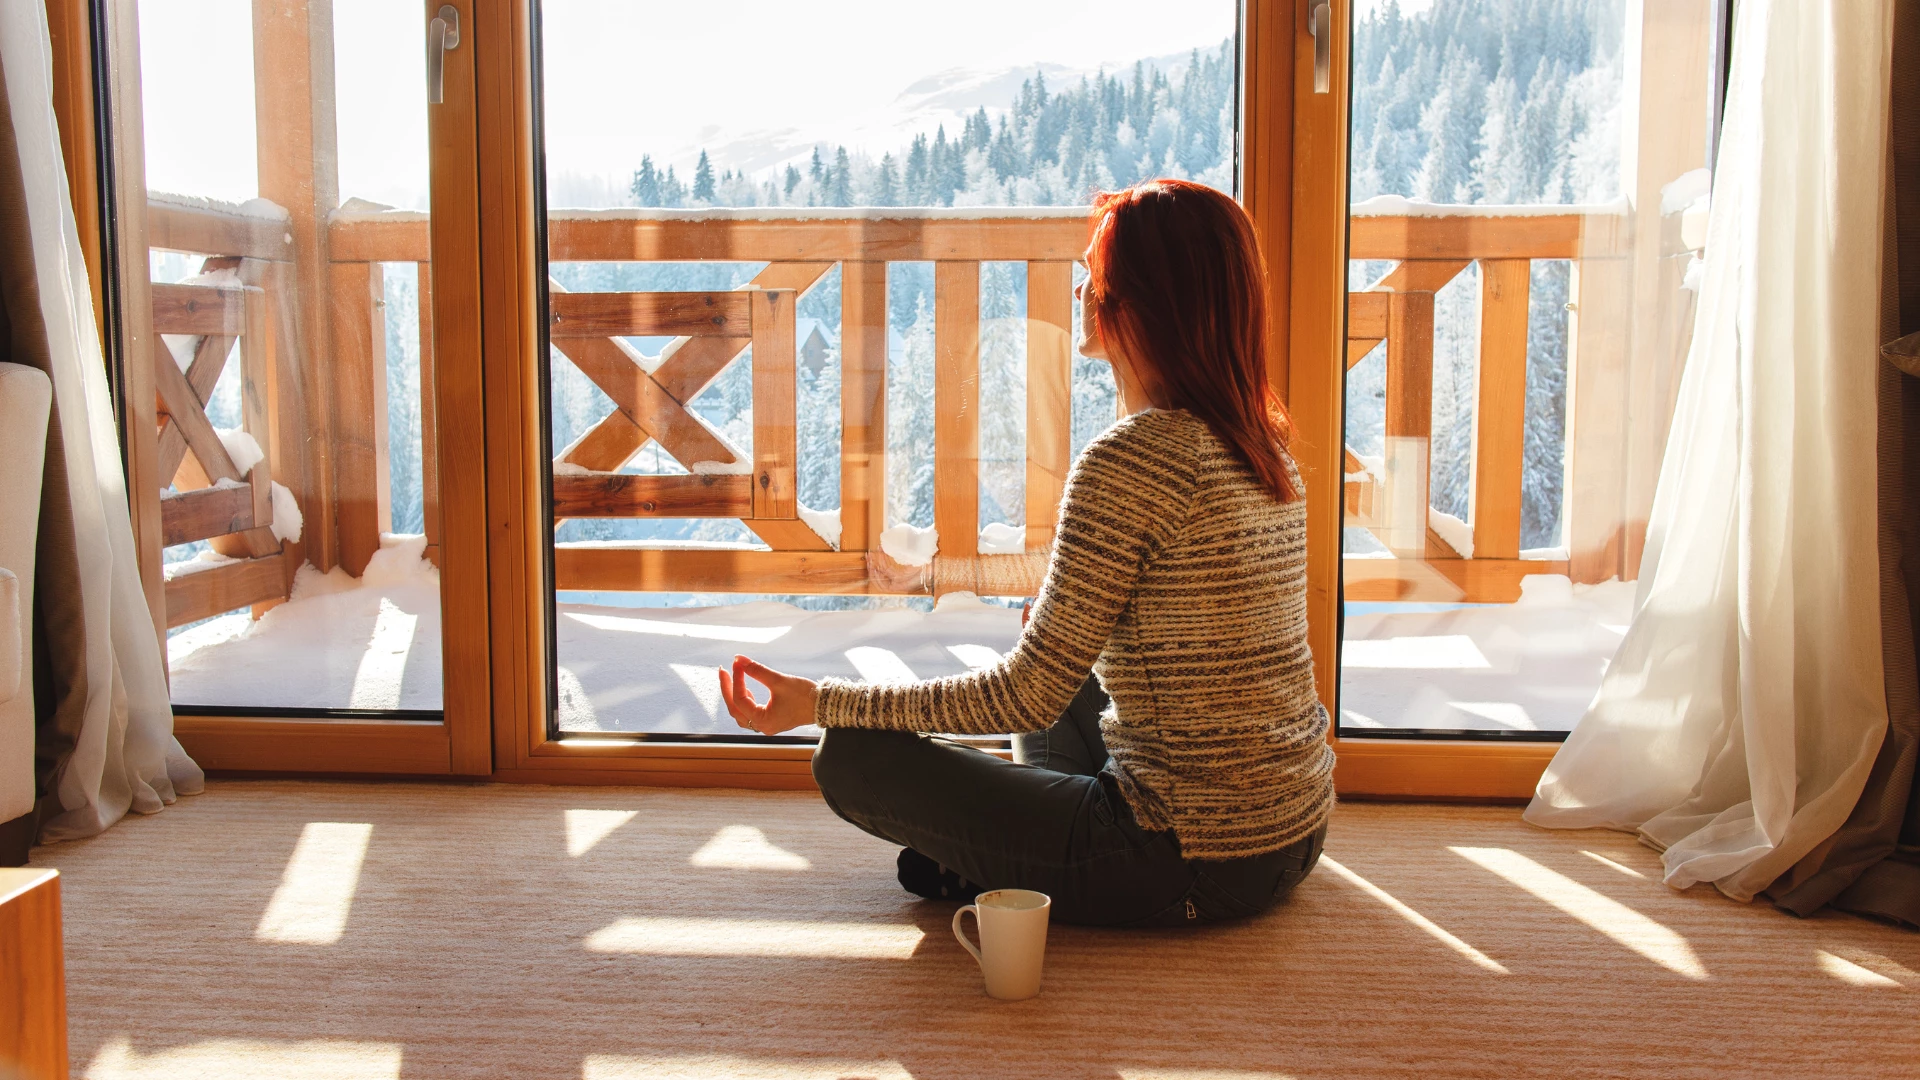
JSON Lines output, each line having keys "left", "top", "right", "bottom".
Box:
{"left": 144, "top": 199, "right": 1646, "bottom": 614}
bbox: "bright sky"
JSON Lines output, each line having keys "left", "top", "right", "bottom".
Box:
{"left": 138, "top": 0, "right": 1236, "bottom": 210}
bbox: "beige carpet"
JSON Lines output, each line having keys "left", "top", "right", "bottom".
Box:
{"left": 29, "top": 781, "right": 1920, "bottom": 1079}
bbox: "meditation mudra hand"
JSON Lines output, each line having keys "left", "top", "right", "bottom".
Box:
{"left": 717, "top": 655, "right": 818, "bottom": 736}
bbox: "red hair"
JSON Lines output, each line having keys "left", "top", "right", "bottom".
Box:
{"left": 1084, "top": 179, "right": 1298, "bottom": 503}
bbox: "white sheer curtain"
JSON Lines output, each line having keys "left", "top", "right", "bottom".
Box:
{"left": 1525, "top": 0, "right": 1893, "bottom": 902}
{"left": 1, "top": 4, "right": 201, "bottom": 840}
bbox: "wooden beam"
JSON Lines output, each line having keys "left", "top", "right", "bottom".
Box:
{"left": 1369, "top": 259, "right": 1472, "bottom": 294}
{"left": 253, "top": 0, "right": 340, "bottom": 572}
{"left": 549, "top": 473, "right": 752, "bottom": 518}
{"left": 935, "top": 261, "right": 981, "bottom": 559}
{"left": 146, "top": 198, "right": 294, "bottom": 262}
{"left": 550, "top": 291, "right": 752, "bottom": 338}
{"left": 1347, "top": 339, "right": 1383, "bottom": 370}
{"left": 156, "top": 331, "right": 237, "bottom": 484}
{"left": 1350, "top": 213, "right": 1591, "bottom": 261}
{"left": 0, "top": 869, "right": 66, "bottom": 1080}
{"left": 1472, "top": 260, "right": 1530, "bottom": 561}
{"left": 741, "top": 519, "right": 834, "bottom": 552}
{"left": 328, "top": 261, "right": 390, "bottom": 576}
{"left": 546, "top": 212, "right": 1090, "bottom": 264}
{"left": 164, "top": 552, "right": 288, "bottom": 627}
{"left": 152, "top": 339, "right": 242, "bottom": 483}
{"left": 1342, "top": 556, "right": 1569, "bottom": 604}
{"left": 839, "top": 261, "right": 887, "bottom": 552}
{"left": 1564, "top": 257, "right": 1633, "bottom": 583}
{"left": 750, "top": 289, "right": 798, "bottom": 520}
{"left": 1025, "top": 261, "right": 1072, "bottom": 550}
{"left": 546, "top": 281, "right": 742, "bottom": 471}
{"left": 161, "top": 483, "right": 255, "bottom": 547}
{"left": 556, "top": 263, "right": 831, "bottom": 473}
{"left": 1381, "top": 292, "right": 1434, "bottom": 558}
{"left": 1347, "top": 290, "right": 1389, "bottom": 338}
{"left": 555, "top": 545, "right": 870, "bottom": 594}
{"left": 326, "top": 212, "right": 428, "bottom": 262}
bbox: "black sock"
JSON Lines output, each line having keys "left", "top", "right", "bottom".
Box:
{"left": 896, "top": 847, "right": 983, "bottom": 902}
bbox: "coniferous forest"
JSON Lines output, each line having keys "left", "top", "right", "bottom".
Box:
{"left": 343, "top": 0, "right": 1626, "bottom": 604}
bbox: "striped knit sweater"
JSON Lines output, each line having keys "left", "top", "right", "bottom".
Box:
{"left": 814, "top": 408, "right": 1335, "bottom": 859}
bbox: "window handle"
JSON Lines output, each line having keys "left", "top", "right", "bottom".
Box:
{"left": 1310, "top": 1, "right": 1332, "bottom": 94}
{"left": 428, "top": 5, "right": 461, "bottom": 105}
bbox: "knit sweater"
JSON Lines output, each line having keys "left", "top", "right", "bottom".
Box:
{"left": 814, "top": 408, "right": 1336, "bottom": 859}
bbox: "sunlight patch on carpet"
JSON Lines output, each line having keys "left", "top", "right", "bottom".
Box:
{"left": 566, "top": 809, "right": 639, "bottom": 857}
{"left": 585, "top": 917, "right": 923, "bottom": 959}
{"left": 1320, "top": 855, "right": 1509, "bottom": 973}
{"left": 690, "top": 825, "right": 812, "bottom": 870}
{"left": 86, "top": 1036, "right": 401, "bottom": 1079}
{"left": 255, "top": 822, "right": 372, "bottom": 945}
{"left": 1817, "top": 950, "right": 1906, "bottom": 988}
{"left": 584, "top": 1054, "right": 911, "bottom": 1079}
{"left": 1453, "top": 846, "right": 1707, "bottom": 980}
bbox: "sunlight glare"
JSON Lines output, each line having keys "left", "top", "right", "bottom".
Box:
{"left": 87, "top": 1036, "right": 402, "bottom": 1080}
{"left": 585, "top": 917, "right": 923, "bottom": 959}
{"left": 690, "top": 825, "right": 812, "bottom": 870}
{"left": 564, "top": 612, "right": 791, "bottom": 643}
{"left": 255, "top": 822, "right": 373, "bottom": 945}
{"left": 1341, "top": 635, "right": 1491, "bottom": 669}
{"left": 1580, "top": 850, "right": 1650, "bottom": 879}
{"left": 1453, "top": 847, "right": 1707, "bottom": 979}
{"left": 347, "top": 598, "right": 418, "bottom": 709}
{"left": 946, "top": 643, "right": 1005, "bottom": 670}
{"left": 566, "top": 809, "right": 638, "bottom": 857}
{"left": 845, "top": 646, "right": 918, "bottom": 684}
{"left": 1319, "top": 856, "right": 1509, "bottom": 974}
{"left": 584, "top": 1055, "right": 911, "bottom": 1080}
{"left": 1817, "top": 950, "right": 1908, "bottom": 988}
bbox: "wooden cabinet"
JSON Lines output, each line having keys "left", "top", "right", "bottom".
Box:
{"left": 0, "top": 868, "right": 66, "bottom": 1080}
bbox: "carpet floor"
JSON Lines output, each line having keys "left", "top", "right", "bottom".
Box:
{"left": 29, "top": 780, "right": 1920, "bottom": 1079}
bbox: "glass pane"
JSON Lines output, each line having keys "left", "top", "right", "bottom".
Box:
{"left": 1338, "top": 0, "right": 1716, "bottom": 736}
{"left": 537, "top": 0, "right": 1237, "bottom": 736}
{"left": 141, "top": 0, "right": 446, "bottom": 712}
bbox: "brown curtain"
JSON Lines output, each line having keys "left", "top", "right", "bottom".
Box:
{"left": 1767, "top": 0, "right": 1920, "bottom": 926}
{"left": 0, "top": 21, "right": 81, "bottom": 866}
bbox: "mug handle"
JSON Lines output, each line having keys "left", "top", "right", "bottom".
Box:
{"left": 951, "top": 904, "right": 983, "bottom": 967}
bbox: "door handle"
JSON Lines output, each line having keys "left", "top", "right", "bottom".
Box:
{"left": 428, "top": 4, "right": 461, "bottom": 105}
{"left": 1310, "top": 1, "right": 1332, "bottom": 94}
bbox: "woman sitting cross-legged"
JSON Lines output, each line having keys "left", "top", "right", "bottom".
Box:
{"left": 717, "top": 178, "right": 1333, "bottom": 928}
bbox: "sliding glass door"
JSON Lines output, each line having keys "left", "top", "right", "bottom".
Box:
{"left": 101, "top": 0, "right": 490, "bottom": 772}
{"left": 1332, "top": 1, "right": 1720, "bottom": 740}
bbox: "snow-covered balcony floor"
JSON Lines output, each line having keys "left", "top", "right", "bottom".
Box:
{"left": 168, "top": 537, "right": 1631, "bottom": 736}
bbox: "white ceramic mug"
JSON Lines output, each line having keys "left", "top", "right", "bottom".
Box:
{"left": 951, "top": 888, "right": 1051, "bottom": 1000}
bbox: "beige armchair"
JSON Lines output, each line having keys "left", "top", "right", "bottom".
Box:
{"left": 0, "top": 362, "right": 50, "bottom": 841}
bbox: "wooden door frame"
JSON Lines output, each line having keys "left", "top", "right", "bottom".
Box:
{"left": 74, "top": 0, "right": 493, "bottom": 775}
{"left": 1283, "top": 0, "right": 1556, "bottom": 799}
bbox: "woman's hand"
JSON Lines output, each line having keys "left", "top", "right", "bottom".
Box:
{"left": 717, "top": 655, "right": 819, "bottom": 736}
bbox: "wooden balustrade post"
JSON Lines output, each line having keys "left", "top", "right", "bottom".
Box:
{"left": 253, "top": 0, "right": 340, "bottom": 571}
{"left": 1025, "top": 261, "right": 1073, "bottom": 551}
{"left": 750, "top": 289, "right": 798, "bottom": 521}
{"left": 1564, "top": 254, "right": 1633, "bottom": 583}
{"left": 1382, "top": 291, "right": 1434, "bottom": 559}
{"left": 1471, "top": 259, "right": 1530, "bottom": 561}
{"left": 839, "top": 261, "right": 888, "bottom": 552}
{"left": 934, "top": 261, "right": 981, "bottom": 559}
{"left": 329, "top": 261, "right": 391, "bottom": 576}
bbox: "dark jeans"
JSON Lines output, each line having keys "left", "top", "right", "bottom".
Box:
{"left": 811, "top": 677, "right": 1326, "bottom": 927}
